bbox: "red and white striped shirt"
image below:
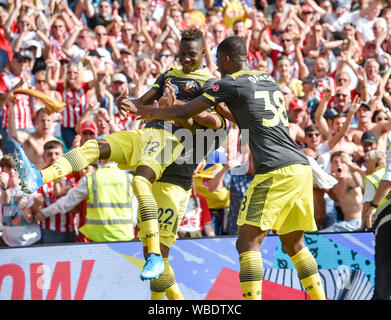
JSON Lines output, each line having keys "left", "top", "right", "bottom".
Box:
{"left": 0, "top": 71, "right": 33, "bottom": 129}
{"left": 57, "top": 82, "right": 89, "bottom": 128}
{"left": 38, "top": 173, "right": 81, "bottom": 233}
{"left": 316, "top": 76, "right": 337, "bottom": 102}
{"left": 114, "top": 113, "right": 135, "bottom": 131}
{"left": 49, "top": 35, "right": 69, "bottom": 61}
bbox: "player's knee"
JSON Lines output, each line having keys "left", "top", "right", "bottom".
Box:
{"left": 281, "top": 239, "right": 305, "bottom": 257}
{"left": 131, "top": 175, "right": 153, "bottom": 197}
{"left": 97, "top": 139, "right": 111, "bottom": 159}
{"left": 135, "top": 166, "right": 156, "bottom": 183}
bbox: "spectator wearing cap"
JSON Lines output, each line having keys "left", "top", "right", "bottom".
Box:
{"left": 78, "top": 119, "right": 98, "bottom": 146}
{"left": 356, "top": 107, "right": 391, "bottom": 155}
{"left": 22, "top": 40, "right": 46, "bottom": 74}
{"left": 300, "top": 4, "right": 315, "bottom": 24}
{"left": 288, "top": 98, "right": 311, "bottom": 145}
{"left": 361, "top": 130, "right": 378, "bottom": 154}
{"left": 301, "top": 75, "right": 321, "bottom": 123}
{"left": 349, "top": 102, "right": 376, "bottom": 146}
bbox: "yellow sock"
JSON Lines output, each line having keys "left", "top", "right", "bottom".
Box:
{"left": 290, "top": 247, "right": 326, "bottom": 300}
{"left": 166, "top": 265, "right": 184, "bottom": 300}
{"left": 41, "top": 139, "right": 99, "bottom": 184}
{"left": 132, "top": 175, "right": 160, "bottom": 255}
{"left": 150, "top": 258, "right": 170, "bottom": 300}
{"left": 239, "top": 251, "right": 263, "bottom": 300}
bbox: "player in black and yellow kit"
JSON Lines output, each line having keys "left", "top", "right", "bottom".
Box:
{"left": 135, "top": 36, "right": 326, "bottom": 300}
{"left": 12, "top": 30, "right": 224, "bottom": 293}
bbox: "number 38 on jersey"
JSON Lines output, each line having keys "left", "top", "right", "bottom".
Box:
{"left": 255, "top": 90, "right": 289, "bottom": 128}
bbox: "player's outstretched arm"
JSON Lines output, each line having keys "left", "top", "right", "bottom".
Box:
{"left": 137, "top": 97, "right": 212, "bottom": 122}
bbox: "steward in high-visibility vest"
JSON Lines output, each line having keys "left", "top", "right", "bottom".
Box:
{"left": 79, "top": 166, "right": 134, "bottom": 242}
{"left": 365, "top": 168, "right": 386, "bottom": 204}
{"left": 364, "top": 167, "right": 388, "bottom": 219}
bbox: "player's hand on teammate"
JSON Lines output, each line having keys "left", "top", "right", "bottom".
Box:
{"left": 136, "top": 101, "right": 159, "bottom": 120}
{"left": 158, "top": 82, "right": 176, "bottom": 108}
{"left": 116, "top": 89, "right": 137, "bottom": 119}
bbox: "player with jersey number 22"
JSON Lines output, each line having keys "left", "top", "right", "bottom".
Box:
{"left": 136, "top": 36, "right": 326, "bottom": 300}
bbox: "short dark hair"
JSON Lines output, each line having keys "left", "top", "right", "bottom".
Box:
{"left": 330, "top": 150, "right": 345, "bottom": 162}
{"left": 332, "top": 112, "right": 347, "bottom": 122}
{"left": 0, "top": 154, "right": 14, "bottom": 169}
{"left": 304, "top": 125, "right": 320, "bottom": 134}
{"left": 43, "top": 140, "right": 63, "bottom": 151}
{"left": 180, "top": 28, "right": 204, "bottom": 45}
{"left": 217, "top": 36, "right": 247, "bottom": 63}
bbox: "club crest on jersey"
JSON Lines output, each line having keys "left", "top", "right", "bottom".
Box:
{"left": 208, "top": 84, "right": 219, "bottom": 92}
{"left": 184, "top": 80, "right": 196, "bottom": 92}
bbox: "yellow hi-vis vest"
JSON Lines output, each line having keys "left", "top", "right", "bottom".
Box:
{"left": 364, "top": 168, "right": 387, "bottom": 219}
{"left": 79, "top": 167, "right": 134, "bottom": 242}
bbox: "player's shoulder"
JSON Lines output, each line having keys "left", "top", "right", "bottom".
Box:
{"left": 226, "top": 70, "right": 277, "bottom": 83}
{"left": 167, "top": 66, "right": 216, "bottom": 82}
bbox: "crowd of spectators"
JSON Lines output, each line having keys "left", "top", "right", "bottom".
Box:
{"left": 1, "top": 0, "right": 391, "bottom": 247}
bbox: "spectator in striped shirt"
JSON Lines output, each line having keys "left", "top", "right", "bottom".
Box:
{"left": 37, "top": 140, "right": 80, "bottom": 244}
{"left": 0, "top": 51, "right": 34, "bottom": 154}
{"left": 46, "top": 58, "right": 98, "bottom": 149}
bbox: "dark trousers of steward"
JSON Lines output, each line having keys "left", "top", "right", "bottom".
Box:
{"left": 372, "top": 201, "right": 391, "bottom": 300}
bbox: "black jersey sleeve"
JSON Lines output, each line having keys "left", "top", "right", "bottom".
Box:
{"left": 151, "top": 70, "right": 169, "bottom": 96}
{"left": 200, "top": 76, "right": 217, "bottom": 94}
{"left": 199, "top": 78, "right": 238, "bottom": 107}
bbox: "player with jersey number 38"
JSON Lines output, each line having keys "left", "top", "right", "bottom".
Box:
{"left": 135, "top": 36, "right": 326, "bottom": 300}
